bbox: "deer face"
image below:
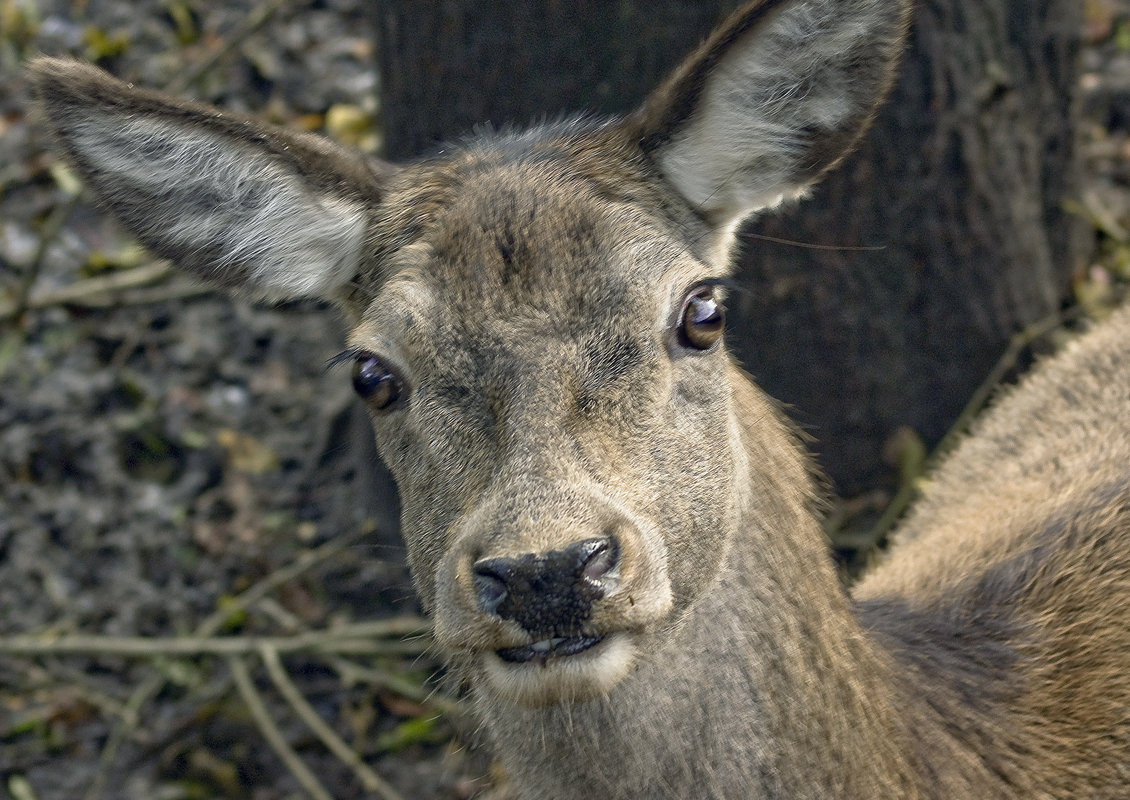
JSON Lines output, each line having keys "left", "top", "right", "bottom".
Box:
{"left": 346, "top": 149, "right": 741, "bottom": 704}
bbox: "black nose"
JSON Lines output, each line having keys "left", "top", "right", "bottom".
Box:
{"left": 471, "top": 537, "right": 617, "bottom": 635}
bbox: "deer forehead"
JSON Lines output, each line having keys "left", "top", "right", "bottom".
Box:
{"left": 351, "top": 160, "right": 716, "bottom": 392}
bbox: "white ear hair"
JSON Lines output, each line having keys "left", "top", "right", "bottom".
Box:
{"left": 635, "top": 0, "right": 911, "bottom": 231}
{"left": 70, "top": 111, "right": 368, "bottom": 297}
{"left": 32, "top": 58, "right": 390, "bottom": 300}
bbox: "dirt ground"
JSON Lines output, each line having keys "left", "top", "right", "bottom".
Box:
{"left": 1, "top": 1, "right": 1129, "bottom": 799}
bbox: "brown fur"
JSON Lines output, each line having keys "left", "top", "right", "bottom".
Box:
{"left": 29, "top": 0, "right": 1130, "bottom": 797}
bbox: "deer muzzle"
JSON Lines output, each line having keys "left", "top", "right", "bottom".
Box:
{"left": 433, "top": 492, "right": 673, "bottom": 705}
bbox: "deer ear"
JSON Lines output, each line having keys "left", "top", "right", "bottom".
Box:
{"left": 630, "top": 0, "right": 910, "bottom": 231}
{"left": 30, "top": 57, "right": 393, "bottom": 300}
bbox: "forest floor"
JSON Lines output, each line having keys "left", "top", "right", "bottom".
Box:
{"left": 1, "top": 1, "right": 1129, "bottom": 799}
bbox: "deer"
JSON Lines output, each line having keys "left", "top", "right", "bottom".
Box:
{"left": 29, "top": 0, "right": 1130, "bottom": 797}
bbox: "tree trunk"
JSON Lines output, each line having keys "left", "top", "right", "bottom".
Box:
{"left": 732, "top": 1, "right": 1087, "bottom": 493}
{"left": 374, "top": 1, "right": 732, "bottom": 160}
{"left": 372, "top": 0, "right": 1087, "bottom": 497}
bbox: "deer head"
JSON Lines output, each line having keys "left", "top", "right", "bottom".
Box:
{"left": 32, "top": 0, "right": 911, "bottom": 708}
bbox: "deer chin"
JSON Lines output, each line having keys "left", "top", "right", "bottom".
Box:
{"left": 479, "top": 631, "right": 637, "bottom": 707}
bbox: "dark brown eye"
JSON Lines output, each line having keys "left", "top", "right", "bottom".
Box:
{"left": 677, "top": 284, "right": 725, "bottom": 350}
{"left": 352, "top": 354, "right": 405, "bottom": 410}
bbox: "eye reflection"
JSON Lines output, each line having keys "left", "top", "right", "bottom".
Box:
{"left": 349, "top": 352, "right": 405, "bottom": 411}
{"left": 678, "top": 284, "right": 725, "bottom": 350}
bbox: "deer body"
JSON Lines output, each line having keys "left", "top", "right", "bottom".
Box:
{"left": 30, "top": 0, "right": 1130, "bottom": 796}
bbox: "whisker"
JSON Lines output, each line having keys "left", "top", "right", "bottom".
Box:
{"left": 742, "top": 231, "right": 887, "bottom": 252}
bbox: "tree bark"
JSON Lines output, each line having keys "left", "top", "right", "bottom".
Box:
{"left": 732, "top": 1, "right": 1087, "bottom": 492}
{"left": 374, "top": 1, "right": 732, "bottom": 160}
{"left": 372, "top": 0, "right": 1087, "bottom": 496}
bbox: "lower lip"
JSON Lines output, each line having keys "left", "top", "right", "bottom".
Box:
{"left": 496, "top": 634, "right": 605, "bottom": 664}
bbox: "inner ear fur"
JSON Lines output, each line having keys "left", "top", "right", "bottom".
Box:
{"left": 31, "top": 57, "right": 396, "bottom": 299}
{"left": 626, "top": 0, "right": 912, "bottom": 229}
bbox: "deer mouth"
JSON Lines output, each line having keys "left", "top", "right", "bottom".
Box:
{"left": 496, "top": 634, "right": 604, "bottom": 664}
{"left": 481, "top": 632, "right": 636, "bottom": 705}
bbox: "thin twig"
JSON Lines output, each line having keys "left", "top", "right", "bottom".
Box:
{"left": 164, "top": 0, "right": 316, "bottom": 94}
{"left": 0, "top": 618, "right": 431, "bottom": 658}
{"left": 81, "top": 671, "right": 165, "bottom": 800}
{"left": 31, "top": 260, "right": 172, "bottom": 304}
{"left": 929, "top": 305, "right": 1085, "bottom": 464}
{"left": 229, "top": 655, "right": 334, "bottom": 800}
{"left": 329, "top": 657, "right": 467, "bottom": 719}
{"left": 86, "top": 281, "right": 214, "bottom": 308}
{"left": 29, "top": 662, "right": 135, "bottom": 721}
{"left": 260, "top": 644, "right": 407, "bottom": 800}
{"left": 0, "top": 261, "right": 178, "bottom": 321}
{"left": 7, "top": 192, "right": 81, "bottom": 322}
{"left": 196, "top": 535, "right": 365, "bottom": 638}
{"left": 79, "top": 533, "right": 368, "bottom": 800}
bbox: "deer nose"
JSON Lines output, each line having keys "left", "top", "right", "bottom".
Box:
{"left": 471, "top": 537, "right": 618, "bottom": 634}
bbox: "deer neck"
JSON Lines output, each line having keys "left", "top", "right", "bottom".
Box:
{"left": 477, "top": 373, "right": 920, "bottom": 799}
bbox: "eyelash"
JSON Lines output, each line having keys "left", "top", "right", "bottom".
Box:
{"left": 326, "top": 346, "right": 366, "bottom": 372}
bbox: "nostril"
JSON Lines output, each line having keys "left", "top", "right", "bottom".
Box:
{"left": 472, "top": 559, "right": 511, "bottom": 615}
{"left": 574, "top": 536, "right": 618, "bottom": 584}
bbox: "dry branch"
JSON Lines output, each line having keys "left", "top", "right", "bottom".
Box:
{"left": 67, "top": 532, "right": 382, "bottom": 800}
{"left": 330, "top": 656, "right": 467, "bottom": 719}
{"left": 261, "top": 644, "right": 407, "bottom": 800}
{"left": 0, "top": 618, "right": 431, "bottom": 658}
{"left": 229, "top": 654, "right": 335, "bottom": 800}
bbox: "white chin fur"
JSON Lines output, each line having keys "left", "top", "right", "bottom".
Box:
{"left": 481, "top": 633, "right": 637, "bottom": 707}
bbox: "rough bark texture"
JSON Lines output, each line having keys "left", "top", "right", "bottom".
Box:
{"left": 374, "top": 1, "right": 732, "bottom": 160}
{"left": 372, "top": 0, "right": 1086, "bottom": 495}
{"left": 733, "top": 0, "right": 1087, "bottom": 492}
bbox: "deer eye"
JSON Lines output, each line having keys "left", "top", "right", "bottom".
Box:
{"left": 352, "top": 353, "right": 406, "bottom": 411}
{"left": 677, "top": 283, "right": 725, "bottom": 351}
